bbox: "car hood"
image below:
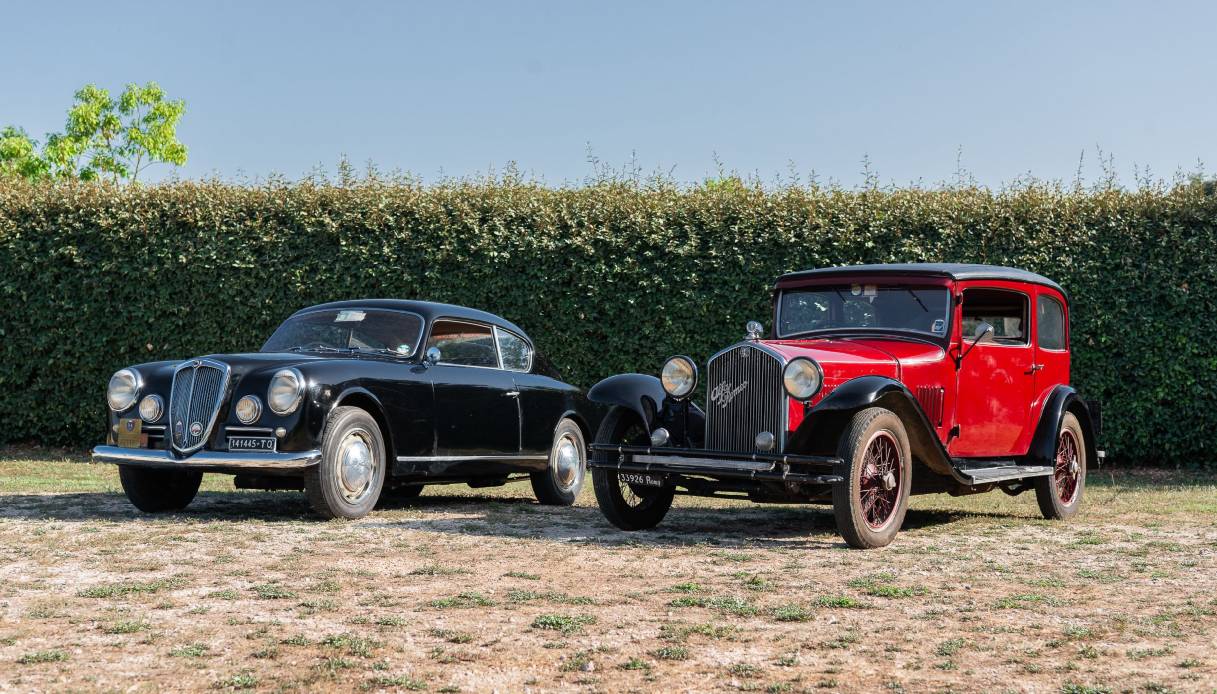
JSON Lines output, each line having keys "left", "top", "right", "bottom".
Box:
{"left": 760, "top": 337, "right": 946, "bottom": 381}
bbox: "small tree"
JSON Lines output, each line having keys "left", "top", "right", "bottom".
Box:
{"left": 3, "top": 81, "right": 187, "bottom": 183}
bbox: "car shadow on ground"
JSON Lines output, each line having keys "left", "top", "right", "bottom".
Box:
{"left": 0, "top": 489, "right": 1024, "bottom": 551}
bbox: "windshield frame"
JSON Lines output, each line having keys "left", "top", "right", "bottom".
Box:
{"left": 773, "top": 279, "right": 954, "bottom": 344}
{"left": 261, "top": 307, "right": 427, "bottom": 358}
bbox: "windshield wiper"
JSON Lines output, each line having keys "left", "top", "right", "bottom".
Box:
{"left": 288, "top": 345, "right": 345, "bottom": 353}
{"left": 905, "top": 288, "right": 928, "bottom": 312}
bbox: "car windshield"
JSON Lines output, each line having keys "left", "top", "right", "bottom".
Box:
{"left": 778, "top": 284, "right": 951, "bottom": 338}
{"left": 261, "top": 309, "right": 424, "bottom": 357}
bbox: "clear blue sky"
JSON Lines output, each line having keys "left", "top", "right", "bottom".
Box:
{"left": 3, "top": 1, "right": 1214, "bottom": 187}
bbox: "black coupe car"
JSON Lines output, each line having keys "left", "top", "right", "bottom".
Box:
{"left": 92, "top": 300, "right": 602, "bottom": 519}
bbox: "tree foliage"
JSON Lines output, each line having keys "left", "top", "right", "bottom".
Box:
{"left": 1, "top": 82, "right": 187, "bottom": 183}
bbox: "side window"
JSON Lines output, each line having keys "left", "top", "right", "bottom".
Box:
{"left": 496, "top": 328, "right": 533, "bottom": 372}
{"left": 427, "top": 320, "right": 498, "bottom": 367}
{"left": 961, "top": 289, "right": 1028, "bottom": 345}
{"left": 1037, "top": 295, "right": 1067, "bottom": 350}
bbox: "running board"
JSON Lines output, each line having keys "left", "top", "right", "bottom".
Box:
{"left": 953, "top": 464, "right": 1053, "bottom": 485}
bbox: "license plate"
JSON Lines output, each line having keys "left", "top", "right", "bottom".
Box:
{"left": 228, "top": 436, "right": 276, "bottom": 452}
{"left": 116, "top": 418, "right": 143, "bottom": 448}
{"left": 619, "top": 472, "right": 665, "bottom": 487}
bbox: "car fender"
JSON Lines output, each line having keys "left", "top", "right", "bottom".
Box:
{"left": 788, "top": 375, "right": 956, "bottom": 477}
{"left": 1025, "top": 385, "right": 1099, "bottom": 467}
{"left": 586, "top": 374, "right": 705, "bottom": 446}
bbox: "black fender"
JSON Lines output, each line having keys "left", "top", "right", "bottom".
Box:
{"left": 327, "top": 386, "right": 396, "bottom": 461}
{"left": 787, "top": 375, "right": 956, "bottom": 477}
{"left": 1025, "top": 385, "right": 1099, "bottom": 468}
{"left": 586, "top": 373, "right": 705, "bottom": 446}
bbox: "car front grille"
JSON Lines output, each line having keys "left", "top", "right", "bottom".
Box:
{"left": 169, "top": 359, "right": 230, "bottom": 453}
{"left": 705, "top": 343, "right": 785, "bottom": 453}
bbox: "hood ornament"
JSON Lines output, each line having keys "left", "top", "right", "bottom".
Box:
{"left": 745, "top": 320, "right": 764, "bottom": 341}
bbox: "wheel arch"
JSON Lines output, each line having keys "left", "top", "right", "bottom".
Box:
{"left": 332, "top": 387, "right": 396, "bottom": 467}
{"left": 586, "top": 374, "right": 667, "bottom": 432}
{"left": 554, "top": 407, "right": 592, "bottom": 447}
{"left": 1025, "top": 385, "right": 1098, "bottom": 468}
{"left": 788, "top": 375, "right": 956, "bottom": 477}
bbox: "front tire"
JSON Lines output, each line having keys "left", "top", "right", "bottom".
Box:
{"left": 305, "top": 407, "right": 386, "bottom": 519}
{"left": 590, "top": 408, "right": 675, "bottom": 531}
{"left": 118, "top": 465, "right": 202, "bottom": 513}
{"left": 531, "top": 419, "right": 587, "bottom": 505}
{"left": 1035, "top": 412, "right": 1086, "bottom": 520}
{"left": 831, "top": 407, "right": 912, "bottom": 549}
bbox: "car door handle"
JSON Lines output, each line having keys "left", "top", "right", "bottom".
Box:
{"left": 1025, "top": 364, "right": 1043, "bottom": 374}
{"left": 504, "top": 391, "right": 520, "bottom": 398}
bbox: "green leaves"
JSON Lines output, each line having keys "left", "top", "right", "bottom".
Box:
{"left": 0, "top": 178, "right": 1214, "bottom": 466}
{"left": 3, "top": 81, "right": 187, "bottom": 183}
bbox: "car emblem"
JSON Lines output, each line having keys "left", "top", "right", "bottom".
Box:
{"left": 174, "top": 420, "right": 184, "bottom": 434}
{"left": 189, "top": 421, "right": 203, "bottom": 437}
{"left": 125, "top": 420, "right": 136, "bottom": 432}
{"left": 709, "top": 380, "right": 749, "bottom": 408}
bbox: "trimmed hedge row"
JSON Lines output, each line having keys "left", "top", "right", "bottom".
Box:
{"left": 1, "top": 179, "right": 1214, "bottom": 465}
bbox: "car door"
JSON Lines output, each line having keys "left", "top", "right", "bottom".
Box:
{"left": 950, "top": 285, "right": 1036, "bottom": 458}
{"left": 495, "top": 327, "right": 562, "bottom": 458}
{"left": 425, "top": 319, "right": 521, "bottom": 457}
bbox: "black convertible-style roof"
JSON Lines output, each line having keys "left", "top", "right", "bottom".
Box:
{"left": 776, "top": 263, "right": 1065, "bottom": 297}
{"left": 294, "top": 299, "right": 530, "bottom": 339}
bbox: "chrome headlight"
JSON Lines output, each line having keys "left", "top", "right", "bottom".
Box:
{"left": 782, "top": 358, "right": 823, "bottom": 401}
{"left": 267, "top": 369, "right": 305, "bottom": 415}
{"left": 107, "top": 369, "right": 140, "bottom": 411}
{"left": 138, "top": 394, "right": 163, "bottom": 422}
{"left": 235, "top": 395, "right": 262, "bottom": 424}
{"left": 660, "top": 356, "right": 698, "bottom": 399}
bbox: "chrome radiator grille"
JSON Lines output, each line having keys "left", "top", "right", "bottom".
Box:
{"left": 705, "top": 343, "right": 785, "bottom": 452}
{"left": 169, "top": 359, "right": 230, "bottom": 453}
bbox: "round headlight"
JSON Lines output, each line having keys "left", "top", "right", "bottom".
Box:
{"left": 660, "top": 356, "right": 698, "bottom": 399}
{"left": 107, "top": 369, "right": 140, "bottom": 411}
{"left": 138, "top": 394, "right": 163, "bottom": 422}
{"left": 782, "top": 358, "right": 823, "bottom": 401}
{"left": 267, "top": 369, "right": 305, "bottom": 415}
{"left": 235, "top": 395, "right": 262, "bottom": 424}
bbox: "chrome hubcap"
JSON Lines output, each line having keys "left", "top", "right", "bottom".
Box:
{"left": 337, "top": 429, "right": 375, "bottom": 501}
{"left": 554, "top": 434, "right": 581, "bottom": 489}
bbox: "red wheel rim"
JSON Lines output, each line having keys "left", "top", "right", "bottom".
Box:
{"left": 1054, "top": 429, "right": 1081, "bottom": 505}
{"left": 859, "top": 431, "right": 902, "bottom": 530}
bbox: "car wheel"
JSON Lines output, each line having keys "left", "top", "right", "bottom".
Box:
{"left": 590, "top": 407, "right": 675, "bottom": 531}
{"left": 831, "top": 407, "right": 912, "bottom": 549}
{"left": 305, "top": 406, "right": 386, "bottom": 519}
{"left": 118, "top": 465, "right": 203, "bottom": 513}
{"left": 531, "top": 418, "right": 587, "bottom": 505}
{"left": 1035, "top": 412, "right": 1086, "bottom": 520}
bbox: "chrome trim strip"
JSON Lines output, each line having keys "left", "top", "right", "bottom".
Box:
{"left": 224, "top": 426, "right": 275, "bottom": 434}
{"left": 91, "top": 446, "right": 321, "bottom": 470}
{"left": 395, "top": 454, "right": 548, "bottom": 462}
{"left": 632, "top": 454, "right": 774, "bottom": 471}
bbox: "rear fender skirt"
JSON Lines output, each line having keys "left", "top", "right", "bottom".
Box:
{"left": 1024, "top": 385, "right": 1098, "bottom": 467}
{"left": 587, "top": 374, "right": 705, "bottom": 446}
{"left": 788, "top": 375, "right": 957, "bottom": 477}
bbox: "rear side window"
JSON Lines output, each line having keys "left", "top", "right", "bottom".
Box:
{"left": 962, "top": 288, "right": 1029, "bottom": 345}
{"left": 496, "top": 328, "right": 533, "bottom": 372}
{"left": 427, "top": 320, "right": 499, "bottom": 367}
{"left": 1037, "top": 296, "right": 1067, "bottom": 350}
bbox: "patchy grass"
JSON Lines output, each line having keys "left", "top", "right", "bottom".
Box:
{"left": 0, "top": 449, "right": 1214, "bottom": 692}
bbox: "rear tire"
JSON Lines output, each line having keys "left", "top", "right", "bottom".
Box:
{"left": 831, "top": 407, "right": 912, "bottom": 549}
{"left": 1035, "top": 412, "right": 1086, "bottom": 520}
{"left": 118, "top": 465, "right": 202, "bottom": 513}
{"left": 531, "top": 419, "right": 587, "bottom": 505}
{"left": 305, "top": 407, "right": 386, "bottom": 519}
{"left": 591, "top": 408, "right": 674, "bottom": 531}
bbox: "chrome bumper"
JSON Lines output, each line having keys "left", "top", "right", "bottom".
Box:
{"left": 91, "top": 446, "right": 322, "bottom": 471}
{"left": 589, "top": 444, "right": 844, "bottom": 484}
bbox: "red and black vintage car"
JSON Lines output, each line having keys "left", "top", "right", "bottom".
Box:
{"left": 587, "top": 264, "right": 1102, "bottom": 548}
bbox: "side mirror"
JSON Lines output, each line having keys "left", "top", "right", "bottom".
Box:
{"left": 959, "top": 321, "right": 994, "bottom": 362}
{"left": 423, "top": 347, "right": 441, "bottom": 366}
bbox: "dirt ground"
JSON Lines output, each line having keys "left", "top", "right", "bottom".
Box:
{"left": 0, "top": 450, "right": 1214, "bottom": 693}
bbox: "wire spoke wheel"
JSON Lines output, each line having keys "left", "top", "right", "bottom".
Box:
{"left": 1054, "top": 428, "right": 1081, "bottom": 505}
{"left": 591, "top": 408, "right": 675, "bottom": 531}
{"left": 858, "top": 431, "right": 902, "bottom": 530}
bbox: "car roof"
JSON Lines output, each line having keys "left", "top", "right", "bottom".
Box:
{"left": 292, "top": 299, "right": 530, "bottom": 339}
{"left": 775, "top": 263, "right": 1066, "bottom": 298}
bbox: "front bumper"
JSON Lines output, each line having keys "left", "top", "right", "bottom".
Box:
{"left": 590, "top": 444, "right": 844, "bottom": 484}
{"left": 91, "top": 445, "right": 322, "bottom": 472}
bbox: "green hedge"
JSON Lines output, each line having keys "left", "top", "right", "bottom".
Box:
{"left": 1, "top": 178, "right": 1214, "bottom": 465}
